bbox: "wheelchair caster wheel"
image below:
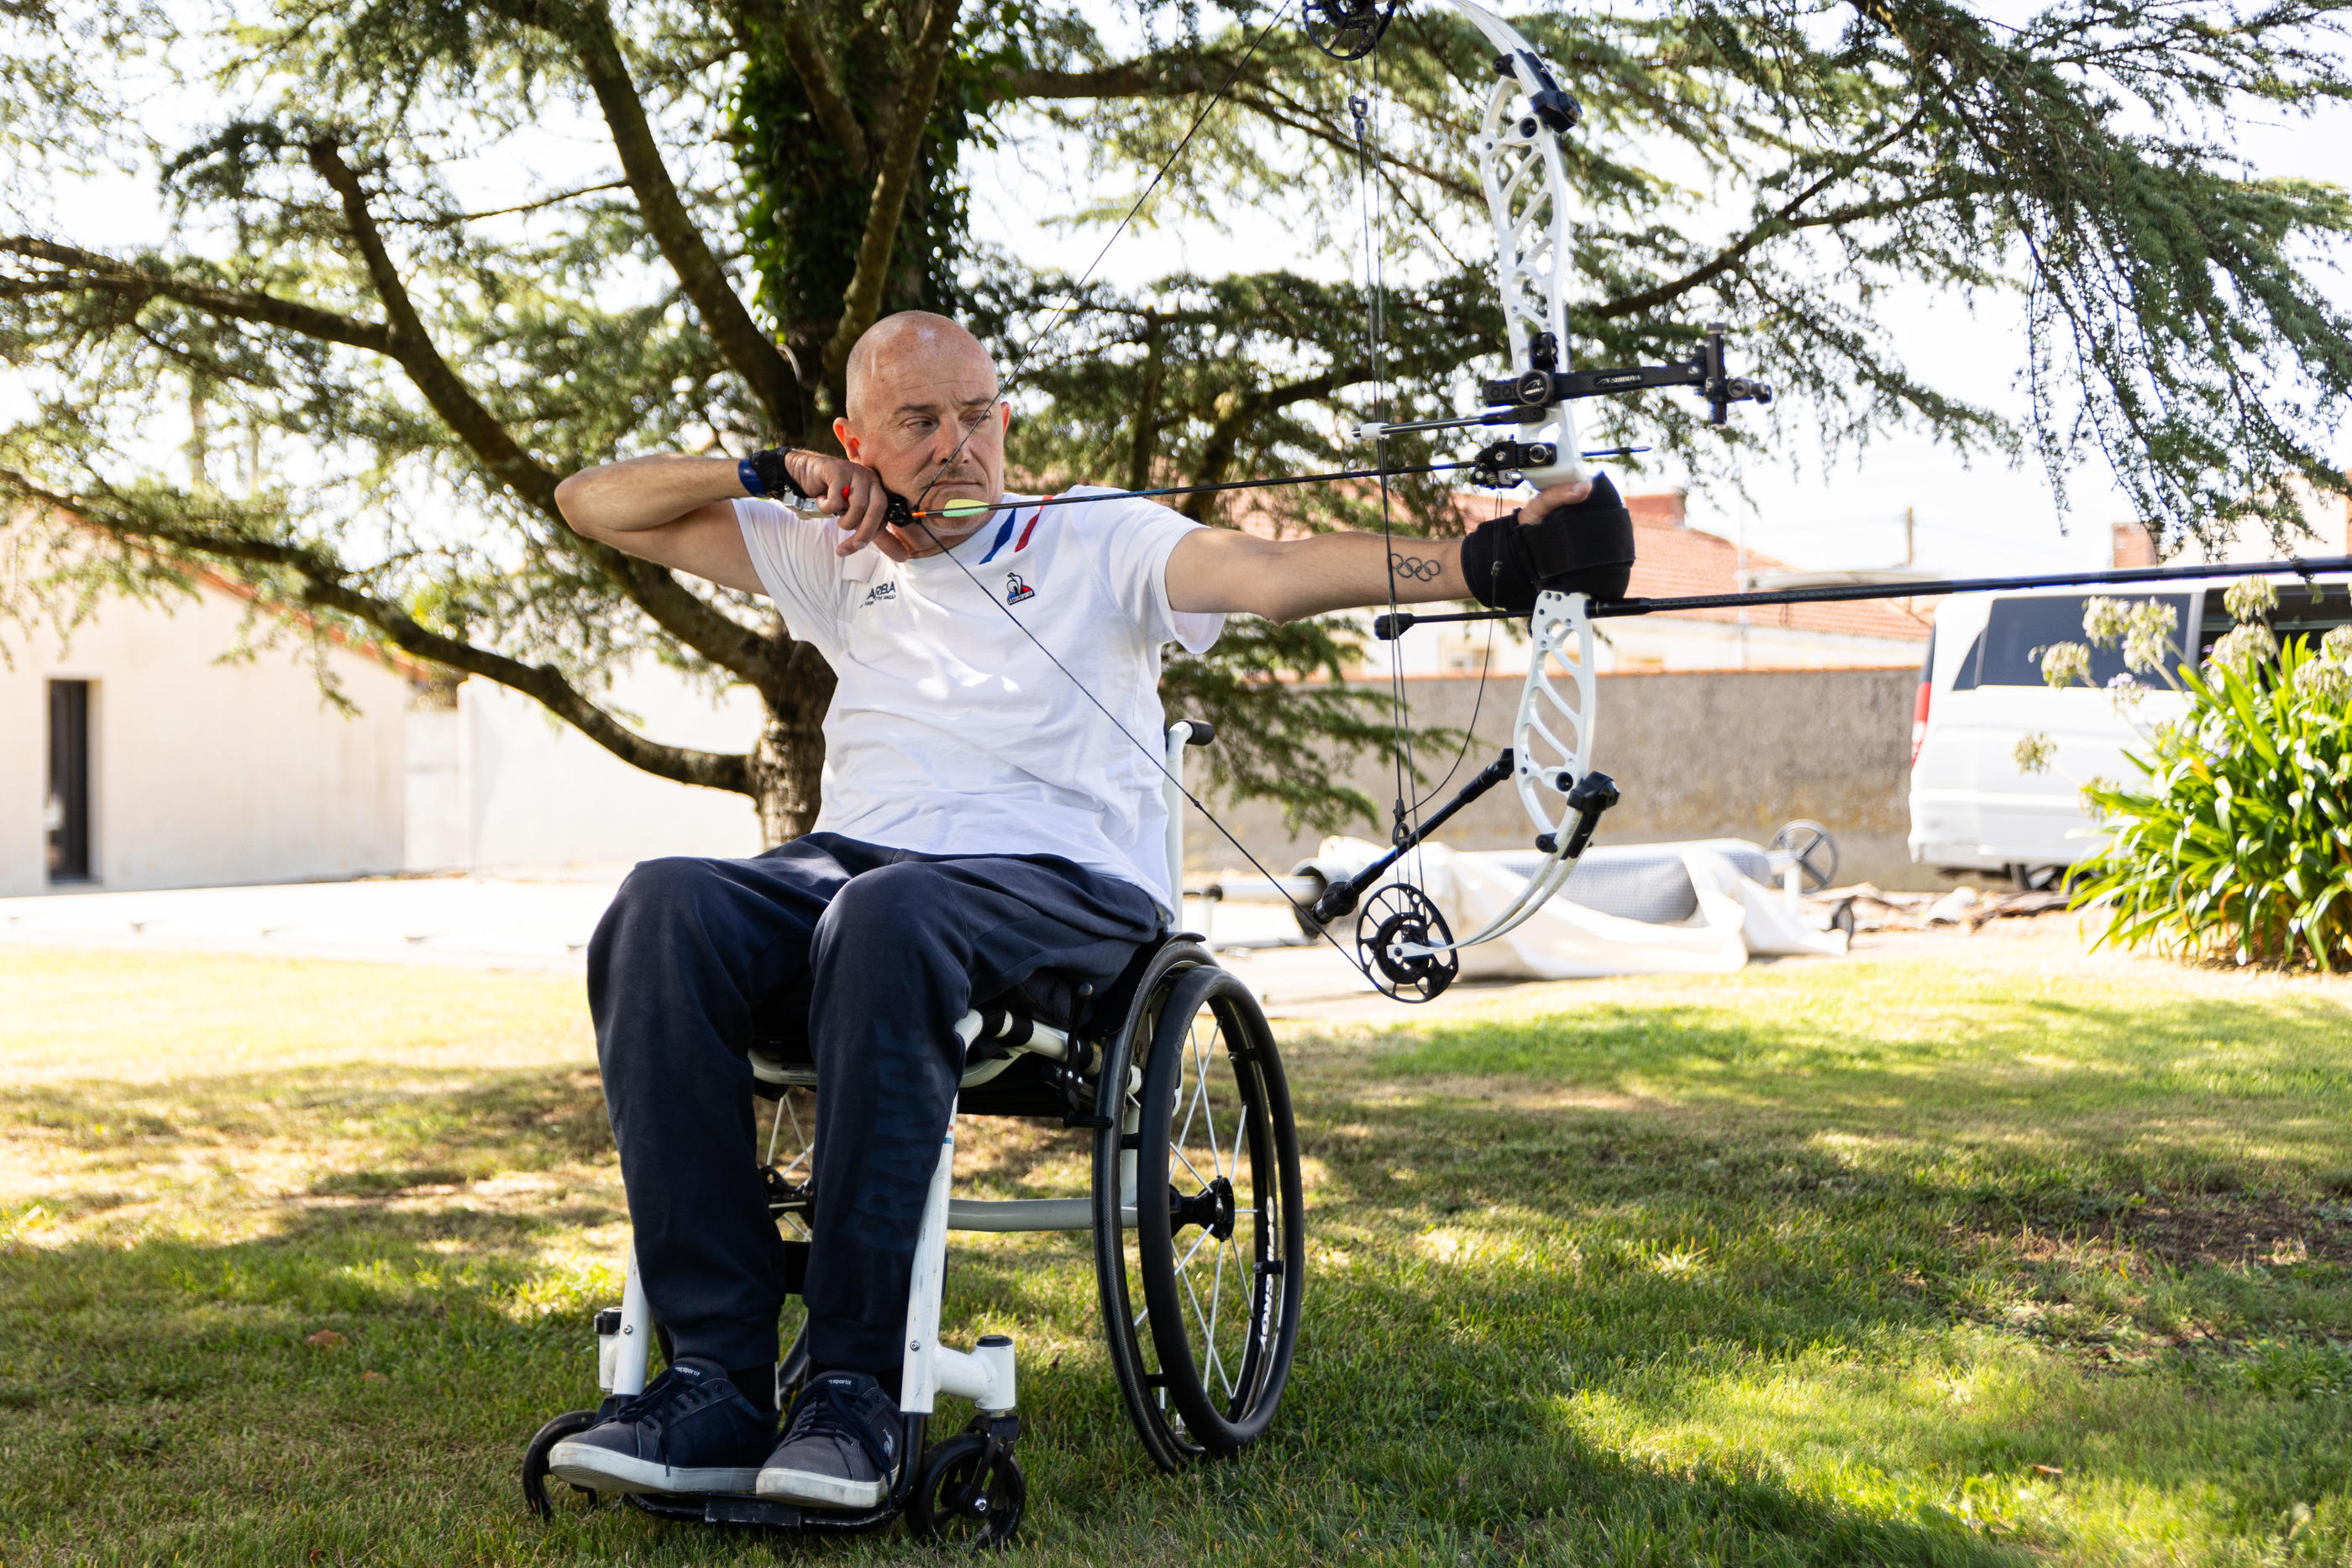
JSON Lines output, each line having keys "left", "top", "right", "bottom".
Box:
{"left": 522, "top": 1409, "right": 603, "bottom": 1520}
{"left": 907, "top": 1431, "right": 1025, "bottom": 1549}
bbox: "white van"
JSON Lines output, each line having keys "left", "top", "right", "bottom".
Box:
{"left": 1907, "top": 575, "right": 2352, "bottom": 880}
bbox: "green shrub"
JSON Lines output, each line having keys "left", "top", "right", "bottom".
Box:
{"left": 2070, "top": 618, "right": 2352, "bottom": 971}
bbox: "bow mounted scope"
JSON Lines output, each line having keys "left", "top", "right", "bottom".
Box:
{"left": 1484, "top": 321, "right": 1774, "bottom": 427}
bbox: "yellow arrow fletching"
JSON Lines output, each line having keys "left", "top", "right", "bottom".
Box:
{"left": 939, "top": 500, "right": 995, "bottom": 518}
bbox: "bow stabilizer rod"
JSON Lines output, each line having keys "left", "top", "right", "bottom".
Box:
{"left": 1370, "top": 552, "right": 2352, "bottom": 637}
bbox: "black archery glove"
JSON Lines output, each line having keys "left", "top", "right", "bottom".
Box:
{"left": 1461, "top": 472, "right": 1635, "bottom": 613}
{"left": 739, "top": 446, "right": 815, "bottom": 501}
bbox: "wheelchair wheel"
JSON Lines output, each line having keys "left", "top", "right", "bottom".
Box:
{"left": 906, "top": 1430, "right": 1026, "bottom": 1548}
{"left": 522, "top": 1408, "right": 601, "bottom": 1519}
{"left": 1094, "top": 949, "right": 1304, "bottom": 1470}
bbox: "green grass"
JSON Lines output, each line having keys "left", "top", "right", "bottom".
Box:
{"left": 2, "top": 934, "right": 2349, "bottom": 1565}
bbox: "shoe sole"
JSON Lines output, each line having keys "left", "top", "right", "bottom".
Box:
{"left": 754, "top": 1465, "right": 887, "bottom": 1510}
{"left": 545, "top": 1440, "right": 760, "bottom": 1497}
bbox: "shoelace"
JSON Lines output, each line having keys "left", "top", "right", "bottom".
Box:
{"left": 785, "top": 1381, "right": 895, "bottom": 1476}
{"left": 609, "top": 1366, "right": 721, "bottom": 1432}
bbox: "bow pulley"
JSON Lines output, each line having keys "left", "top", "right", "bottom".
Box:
{"left": 1357, "top": 884, "right": 1459, "bottom": 1002}
{"left": 1305, "top": 0, "right": 1399, "bottom": 59}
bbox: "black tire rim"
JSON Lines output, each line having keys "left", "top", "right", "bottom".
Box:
{"left": 521, "top": 1408, "right": 602, "bottom": 1521}
{"left": 1119, "top": 963, "right": 1303, "bottom": 1460}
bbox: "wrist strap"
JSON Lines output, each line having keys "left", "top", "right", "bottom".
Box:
{"left": 743, "top": 447, "right": 811, "bottom": 501}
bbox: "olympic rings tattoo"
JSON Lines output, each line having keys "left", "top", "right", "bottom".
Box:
{"left": 1389, "top": 553, "right": 1443, "bottom": 583}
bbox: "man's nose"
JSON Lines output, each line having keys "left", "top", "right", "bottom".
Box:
{"left": 926, "top": 422, "right": 970, "bottom": 469}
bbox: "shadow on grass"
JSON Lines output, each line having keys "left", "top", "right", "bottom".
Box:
{"left": 1334, "top": 990, "right": 2352, "bottom": 1198}
{"left": 0, "top": 1223, "right": 2045, "bottom": 1566}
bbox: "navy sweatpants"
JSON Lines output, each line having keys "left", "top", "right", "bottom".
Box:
{"left": 585, "top": 833, "right": 1161, "bottom": 1374}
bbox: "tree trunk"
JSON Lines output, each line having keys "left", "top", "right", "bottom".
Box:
{"left": 750, "top": 704, "right": 828, "bottom": 846}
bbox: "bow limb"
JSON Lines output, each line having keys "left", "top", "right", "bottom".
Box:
{"left": 1424, "top": 0, "right": 1589, "bottom": 490}
{"left": 1391, "top": 589, "right": 1600, "bottom": 959}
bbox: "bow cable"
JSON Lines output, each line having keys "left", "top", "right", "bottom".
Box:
{"left": 1348, "top": 71, "right": 1421, "bottom": 864}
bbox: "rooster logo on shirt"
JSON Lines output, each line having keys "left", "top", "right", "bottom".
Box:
{"left": 1003, "top": 572, "right": 1036, "bottom": 606}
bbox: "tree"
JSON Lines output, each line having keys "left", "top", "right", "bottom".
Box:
{"left": 3, "top": 0, "right": 2347, "bottom": 843}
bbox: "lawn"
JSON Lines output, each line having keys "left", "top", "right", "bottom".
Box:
{"left": 1, "top": 928, "right": 2348, "bottom": 1565}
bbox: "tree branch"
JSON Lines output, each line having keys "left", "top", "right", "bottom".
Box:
{"left": 301, "top": 139, "right": 790, "bottom": 698}
{"left": 821, "top": 0, "right": 965, "bottom": 380}
{"left": 4, "top": 471, "right": 753, "bottom": 795}
{"left": 990, "top": 57, "right": 1221, "bottom": 101}
{"left": 1585, "top": 113, "right": 1950, "bottom": 323}
{"left": 551, "top": 0, "right": 808, "bottom": 434}
{"left": 1184, "top": 365, "right": 1361, "bottom": 522}
{"left": 779, "top": 15, "right": 869, "bottom": 173}
{"left": 0, "top": 237, "right": 392, "bottom": 354}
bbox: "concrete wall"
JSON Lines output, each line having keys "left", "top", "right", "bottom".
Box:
{"left": 1, "top": 584, "right": 410, "bottom": 896}
{"left": 405, "top": 665, "right": 764, "bottom": 873}
{"left": 1181, "top": 665, "right": 1945, "bottom": 890}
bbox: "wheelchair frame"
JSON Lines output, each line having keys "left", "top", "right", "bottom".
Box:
{"left": 522, "top": 721, "right": 1305, "bottom": 1546}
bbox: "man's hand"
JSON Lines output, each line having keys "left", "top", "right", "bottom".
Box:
{"left": 1462, "top": 470, "right": 1635, "bottom": 611}
{"left": 1520, "top": 475, "right": 1594, "bottom": 522}
{"left": 780, "top": 451, "right": 905, "bottom": 561}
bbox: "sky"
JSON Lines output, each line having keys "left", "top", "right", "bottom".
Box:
{"left": 15, "top": 2, "right": 2350, "bottom": 583}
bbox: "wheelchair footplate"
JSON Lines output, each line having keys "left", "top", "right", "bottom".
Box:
{"left": 523, "top": 1403, "right": 1026, "bottom": 1547}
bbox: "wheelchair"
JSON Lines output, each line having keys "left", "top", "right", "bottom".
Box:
{"left": 521, "top": 721, "right": 1305, "bottom": 1547}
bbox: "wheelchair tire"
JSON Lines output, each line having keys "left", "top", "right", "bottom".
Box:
{"left": 522, "top": 1408, "right": 602, "bottom": 1520}
{"left": 1094, "top": 948, "right": 1303, "bottom": 1470}
{"left": 906, "top": 1430, "right": 1026, "bottom": 1548}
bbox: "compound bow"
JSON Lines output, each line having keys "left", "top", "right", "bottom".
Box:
{"left": 904, "top": 0, "right": 1775, "bottom": 1004}
{"left": 1284, "top": 0, "right": 1771, "bottom": 1001}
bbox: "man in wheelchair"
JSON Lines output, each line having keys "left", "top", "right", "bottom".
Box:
{"left": 538, "top": 311, "right": 1622, "bottom": 1513}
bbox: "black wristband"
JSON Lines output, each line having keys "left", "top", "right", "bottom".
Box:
{"left": 743, "top": 447, "right": 813, "bottom": 501}
{"left": 1460, "top": 473, "right": 1635, "bottom": 613}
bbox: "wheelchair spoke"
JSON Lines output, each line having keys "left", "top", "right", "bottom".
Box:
{"left": 1214, "top": 1238, "right": 1245, "bottom": 1400}
{"left": 1190, "top": 1020, "right": 1225, "bottom": 1183}
{"left": 1180, "top": 1266, "right": 1217, "bottom": 1383}
{"left": 1176, "top": 1225, "right": 1215, "bottom": 1272}
{"left": 1178, "top": 1024, "right": 1212, "bottom": 1156}
{"left": 1170, "top": 1140, "right": 1210, "bottom": 1191}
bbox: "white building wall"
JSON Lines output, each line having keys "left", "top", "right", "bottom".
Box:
{"left": 405, "top": 664, "right": 764, "bottom": 873}
{"left": 0, "top": 583, "right": 410, "bottom": 897}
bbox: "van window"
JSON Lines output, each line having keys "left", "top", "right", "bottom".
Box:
{"left": 2197, "top": 582, "right": 2352, "bottom": 663}
{"left": 1964, "top": 594, "right": 2193, "bottom": 687}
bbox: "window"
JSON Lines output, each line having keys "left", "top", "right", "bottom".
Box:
{"left": 45, "top": 679, "right": 92, "bottom": 883}
{"left": 2197, "top": 582, "right": 2352, "bottom": 664}
{"left": 1957, "top": 595, "right": 2194, "bottom": 688}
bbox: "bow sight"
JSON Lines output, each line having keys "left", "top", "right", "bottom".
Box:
{"left": 1483, "top": 323, "right": 1775, "bottom": 428}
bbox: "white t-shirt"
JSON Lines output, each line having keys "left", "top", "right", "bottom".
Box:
{"left": 735, "top": 489, "right": 1225, "bottom": 909}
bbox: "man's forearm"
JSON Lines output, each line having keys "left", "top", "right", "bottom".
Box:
{"left": 554, "top": 454, "right": 749, "bottom": 538}
{"left": 1252, "top": 531, "right": 1472, "bottom": 621}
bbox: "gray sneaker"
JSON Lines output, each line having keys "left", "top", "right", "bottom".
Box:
{"left": 546, "top": 1358, "right": 774, "bottom": 1496}
{"left": 753, "top": 1371, "right": 905, "bottom": 1509}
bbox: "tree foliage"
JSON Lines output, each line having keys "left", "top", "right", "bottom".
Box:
{"left": 2, "top": 0, "right": 2346, "bottom": 844}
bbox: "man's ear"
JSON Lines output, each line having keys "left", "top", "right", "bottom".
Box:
{"left": 832, "top": 415, "right": 859, "bottom": 461}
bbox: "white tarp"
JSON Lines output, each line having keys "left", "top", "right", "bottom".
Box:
{"left": 1306, "top": 836, "right": 1848, "bottom": 981}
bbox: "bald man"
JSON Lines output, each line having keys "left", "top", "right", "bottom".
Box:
{"left": 543, "top": 311, "right": 1626, "bottom": 1508}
